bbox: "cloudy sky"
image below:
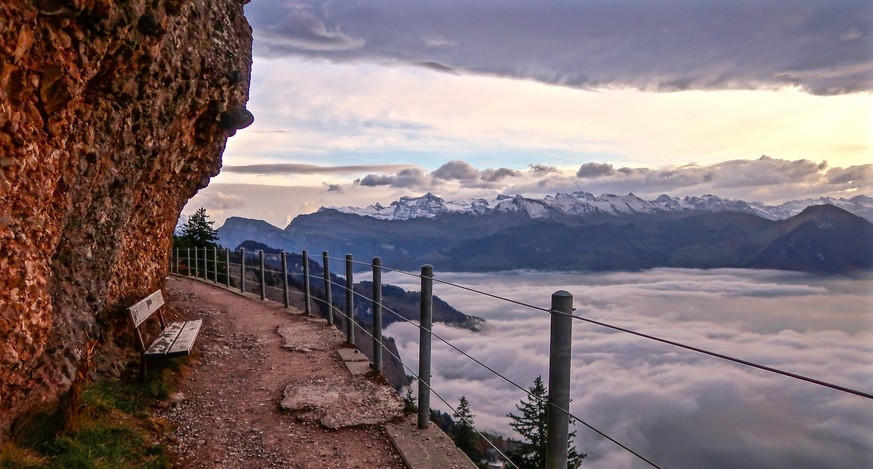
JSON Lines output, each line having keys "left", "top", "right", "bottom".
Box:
{"left": 188, "top": 0, "right": 872, "bottom": 226}
{"left": 381, "top": 269, "right": 873, "bottom": 468}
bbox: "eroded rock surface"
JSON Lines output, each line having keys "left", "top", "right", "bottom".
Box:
{"left": 0, "top": 0, "right": 252, "bottom": 438}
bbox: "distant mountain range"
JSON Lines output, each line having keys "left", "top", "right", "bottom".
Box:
{"left": 325, "top": 192, "right": 873, "bottom": 222}
{"left": 217, "top": 192, "right": 873, "bottom": 275}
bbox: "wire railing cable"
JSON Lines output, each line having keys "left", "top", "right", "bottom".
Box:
{"left": 325, "top": 258, "right": 554, "bottom": 313}
{"left": 315, "top": 275, "right": 661, "bottom": 467}
{"left": 322, "top": 274, "right": 536, "bottom": 400}
{"left": 308, "top": 295, "right": 520, "bottom": 469}
{"left": 182, "top": 261, "right": 655, "bottom": 468}
{"left": 551, "top": 402, "right": 661, "bottom": 468}
{"left": 225, "top": 253, "right": 869, "bottom": 464}
{"left": 553, "top": 310, "right": 873, "bottom": 401}
{"left": 325, "top": 258, "right": 873, "bottom": 401}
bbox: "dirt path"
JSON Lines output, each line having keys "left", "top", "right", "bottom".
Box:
{"left": 157, "top": 276, "right": 407, "bottom": 468}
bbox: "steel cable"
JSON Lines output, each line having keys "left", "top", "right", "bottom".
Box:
{"left": 320, "top": 256, "right": 873, "bottom": 401}
{"left": 314, "top": 275, "right": 660, "bottom": 467}
{"left": 308, "top": 295, "right": 520, "bottom": 469}
{"left": 553, "top": 309, "right": 873, "bottom": 401}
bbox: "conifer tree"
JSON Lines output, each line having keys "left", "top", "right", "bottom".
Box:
{"left": 453, "top": 396, "right": 482, "bottom": 463}
{"left": 402, "top": 388, "right": 417, "bottom": 414}
{"left": 508, "top": 375, "right": 585, "bottom": 468}
{"left": 176, "top": 207, "right": 219, "bottom": 249}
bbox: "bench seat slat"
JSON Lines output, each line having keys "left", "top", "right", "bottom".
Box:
{"left": 167, "top": 319, "right": 202, "bottom": 357}
{"left": 144, "top": 321, "right": 185, "bottom": 357}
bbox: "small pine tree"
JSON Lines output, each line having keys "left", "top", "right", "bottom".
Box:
{"left": 402, "top": 388, "right": 417, "bottom": 414}
{"left": 176, "top": 207, "right": 219, "bottom": 249}
{"left": 508, "top": 375, "right": 585, "bottom": 469}
{"left": 453, "top": 396, "right": 482, "bottom": 463}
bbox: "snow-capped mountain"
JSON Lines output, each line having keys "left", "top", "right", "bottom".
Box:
{"left": 326, "top": 192, "right": 493, "bottom": 220}
{"left": 749, "top": 195, "right": 873, "bottom": 221}
{"left": 324, "top": 192, "right": 873, "bottom": 222}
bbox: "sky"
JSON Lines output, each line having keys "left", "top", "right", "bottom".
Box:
{"left": 381, "top": 269, "right": 873, "bottom": 468}
{"left": 186, "top": 0, "right": 873, "bottom": 227}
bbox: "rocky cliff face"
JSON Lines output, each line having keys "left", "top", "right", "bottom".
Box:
{"left": 0, "top": 0, "right": 252, "bottom": 439}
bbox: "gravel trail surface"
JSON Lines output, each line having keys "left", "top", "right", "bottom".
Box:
{"left": 159, "top": 276, "right": 406, "bottom": 468}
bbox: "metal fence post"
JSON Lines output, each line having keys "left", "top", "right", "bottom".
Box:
{"left": 240, "top": 248, "right": 246, "bottom": 293}
{"left": 345, "top": 254, "right": 354, "bottom": 345}
{"left": 174, "top": 247, "right": 179, "bottom": 274}
{"left": 372, "top": 257, "right": 383, "bottom": 373}
{"left": 547, "top": 290, "right": 573, "bottom": 469}
{"left": 323, "top": 251, "right": 333, "bottom": 326}
{"left": 194, "top": 247, "right": 199, "bottom": 278}
{"left": 259, "top": 250, "right": 266, "bottom": 300}
{"left": 186, "top": 248, "right": 191, "bottom": 276}
{"left": 212, "top": 247, "right": 218, "bottom": 283}
{"left": 281, "top": 251, "right": 289, "bottom": 308}
{"left": 224, "top": 248, "right": 231, "bottom": 287}
{"left": 302, "top": 250, "right": 311, "bottom": 315}
{"left": 418, "top": 264, "right": 433, "bottom": 429}
{"left": 202, "top": 247, "right": 208, "bottom": 280}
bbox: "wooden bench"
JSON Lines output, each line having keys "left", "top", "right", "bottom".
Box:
{"left": 129, "top": 290, "right": 202, "bottom": 378}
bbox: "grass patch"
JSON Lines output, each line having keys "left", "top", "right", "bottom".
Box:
{"left": 6, "top": 360, "right": 185, "bottom": 469}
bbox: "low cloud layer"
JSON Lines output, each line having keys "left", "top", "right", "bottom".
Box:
{"left": 348, "top": 156, "right": 872, "bottom": 202}
{"left": 189, "top": 156, "right": 871, "bottom": 226}
{"left": 246, "top": 0, "right": 873, "bottom": 95}
{"left": 381, "top": 269, "right": 873, "bottom": 468}
{"left": 355, "top": 161, "right": 522, "bottom": 190}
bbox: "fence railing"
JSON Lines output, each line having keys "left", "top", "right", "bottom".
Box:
{"left": 170, "top": 246, "right": 873, "bottom": 469}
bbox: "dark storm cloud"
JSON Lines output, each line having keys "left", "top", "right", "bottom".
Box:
{"left": 826, "top": 164, "right": 873, "bottom": 185}
{"left": 517, "top": 156, "right": 839, "bottom": 198}
{"left": 355, "top": 168, "right": 430, "bottom": 188}
{"left": 577, "top": 162, "right": 616, "bottom": 178}
{"left": 246, "top": 0, "right": 873, "bottom": 94}
{"left": 432, "top": 160, "right": 481, "bottom": 181}
{"left": 355, "top": 163, "right": 521, "bottom": 190}
{"left": 222, "top": 163, "right": 413, "bottom": 175}
{"left": 707, "top": 156, "right": 826, "bottom": 188}
{"left": 529, "top": 164, "right": 558, "bottom": 175}
{"left": 480, "top": 168, "right": 521, "bottom": 182}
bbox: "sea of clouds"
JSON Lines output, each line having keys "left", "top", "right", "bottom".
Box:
{"left": 382, "top": 268, "right": 873, "bottom": 468}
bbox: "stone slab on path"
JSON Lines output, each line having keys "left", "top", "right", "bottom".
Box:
{"left": 338, "top": 348, "right": 368, "bottom": 362}
{"left": 387, "top": 414, "right": 478, "bottom": 469}
{"left": 338, "top": 347, "right": 371, "bottom": 376}
{"left": 280, "top": 378, "right": 403, "bottom": 429}
{"left": 276, "top": 324, "right": 331, "bottom": 352}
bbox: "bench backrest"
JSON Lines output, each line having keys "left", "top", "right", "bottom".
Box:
{"left": 129, "top": 290, "right": 165, "bottom": 328}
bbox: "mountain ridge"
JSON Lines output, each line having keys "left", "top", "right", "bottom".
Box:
{"left": 215, "top": 192, "right": 873, "bottom": 275}
{"left": 321, "top": 192, "right": 873, "bottom": 223}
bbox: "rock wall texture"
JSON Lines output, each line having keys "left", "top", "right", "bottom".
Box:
{"left": 0, "top": 0, "right": 252, "bottom": 439}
